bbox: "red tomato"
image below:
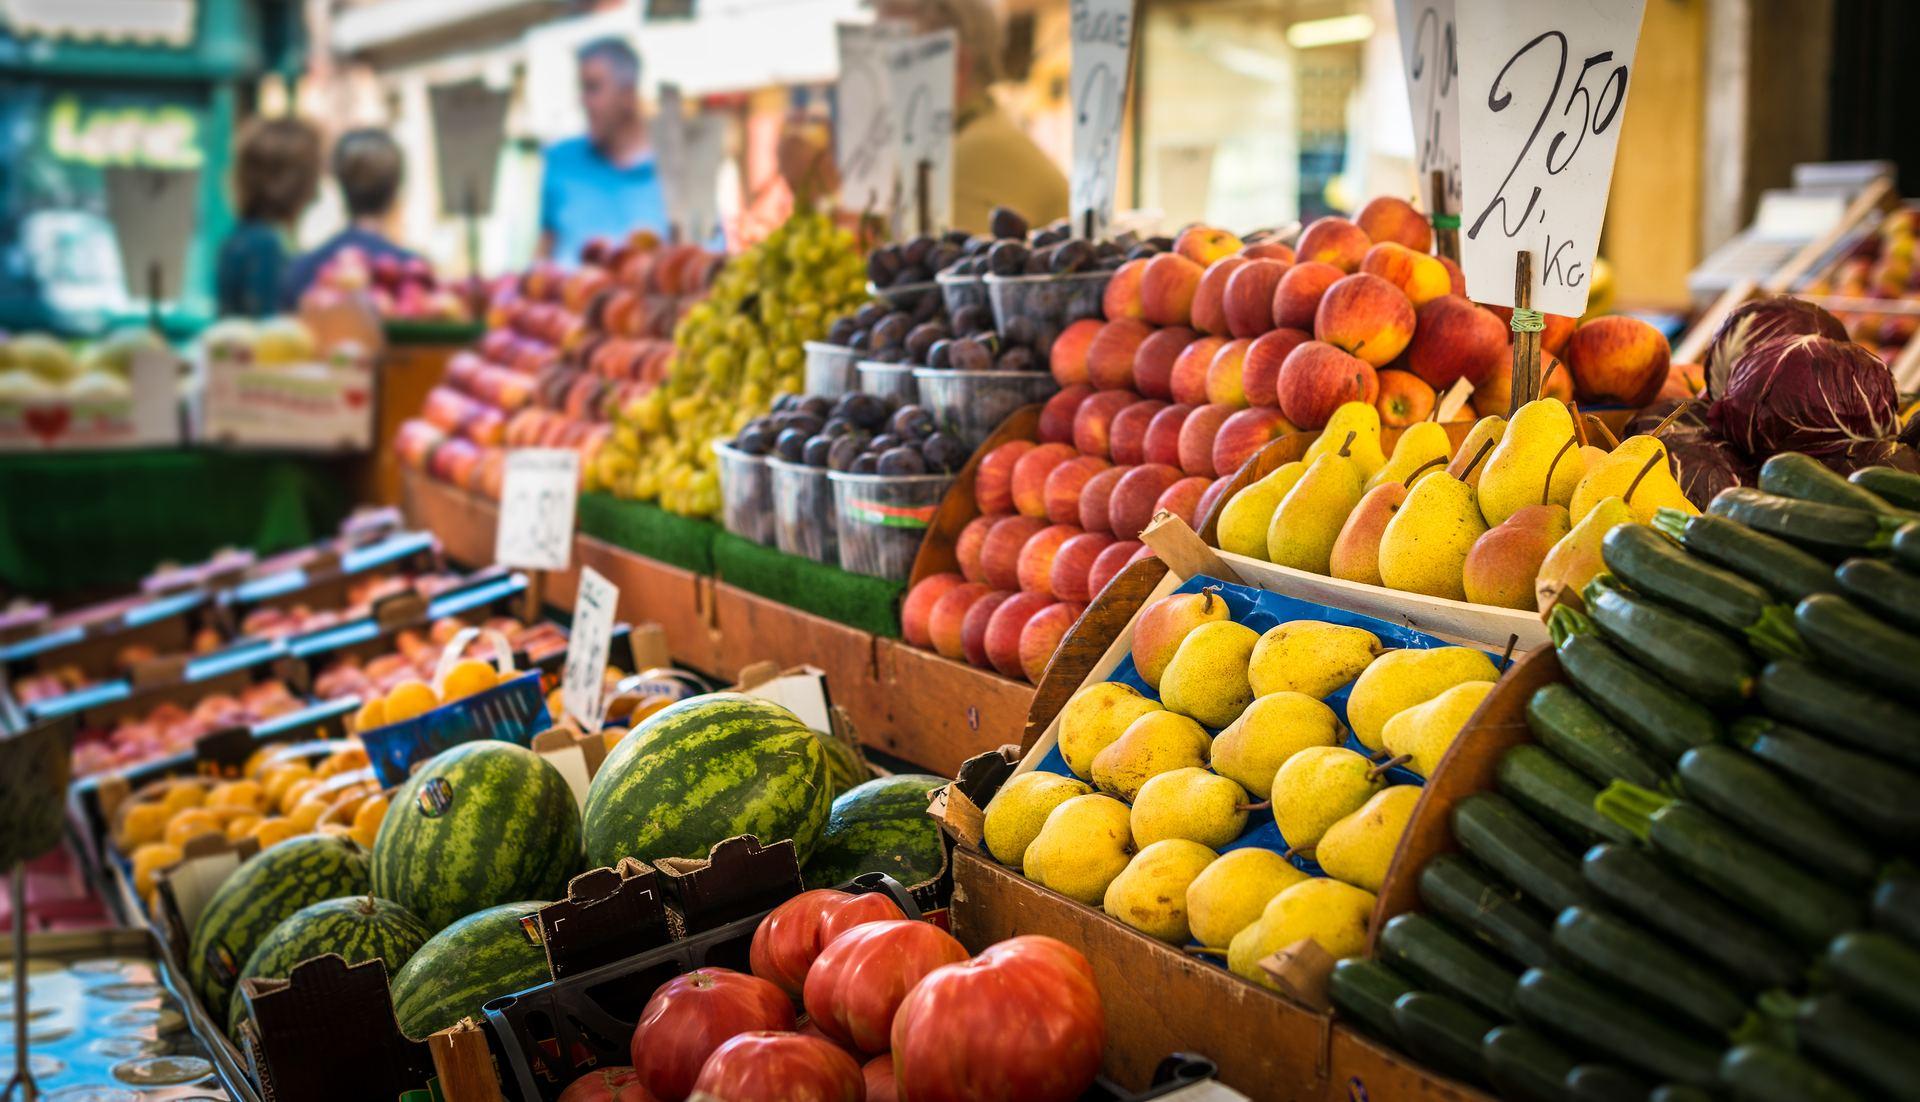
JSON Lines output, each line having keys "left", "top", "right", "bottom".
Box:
{"left": 889, "top": 936, "right": 1105, "bottom": 1102}
{"left": 630, "top": 968, "right": 796, "bottom": 1102}
{"left": 688, "top": 1031, "right": 864, "bottom": 1102}
{"left": 558, "top": 1066, "right": 656, "bottom": 1102}
{"left": 749, "top": 889, "right": 907, "bottom": 997}
{"left": 863, "top": 1054, "right": 899, "bottom": 1102}
{"left": 802, "top": 920, "right": 968, "bottom": 1055}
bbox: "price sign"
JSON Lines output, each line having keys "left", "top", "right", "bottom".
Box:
{"left": 495, "top": 449, "right": 579, "bottom": 571}
{"left": 1069, "top": 0, "right": 1135, "bottom": 238}
{"left": 888, "top": 30, "right": 957, "bottom": 236}
{"left": 1456, "top": 0, "right": 1647, "bottom": 316}
{"left": 561, "top": 566, "right": 618, "bottom": 730}
{"left": 656, "top": 85, "right": 726, "bottom": 243}
{"left": 835, "top": 22, "right": 901, "bottom": 214}
{"left": 1393, "top": 0, "right": 1461, "bottom": 210}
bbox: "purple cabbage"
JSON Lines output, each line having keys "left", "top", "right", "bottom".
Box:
{"left": 1707, "top": 334, "right": 1900, "bottom": 459}
{"left": 1799, "top": 437, "right": 1920, "bottom": 476}
{"left": 1702, "top": 296, "right": 1847, "bottom": 398}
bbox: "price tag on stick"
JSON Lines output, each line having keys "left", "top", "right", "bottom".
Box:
{"left": 835, "top": 22, "right": 901, "bottom": 216}
{"left": 495, "top": 449, "right": 579, "bottom": 572}
{"left": 562, "top": 566, "right": 618, "bottom": 730}
{"left": 1456, "top": 0, "right": 1647, "bottom": 317}
{"left": 1393, "top": 0, "right": 1462, "bottom": 220}
{"left": 888, "top": 31, "right": 957, "bottom": 237}
{"left": 1069, "top": 0, "right": 1136, "bottom": 238}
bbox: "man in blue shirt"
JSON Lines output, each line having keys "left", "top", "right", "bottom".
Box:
{"left": 539, "top": 38, "right": 669, "bottom": 265}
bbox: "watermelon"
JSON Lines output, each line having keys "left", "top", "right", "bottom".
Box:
{"left": 582, "top": 694, "right": 831, "bottom": 869}
{"left": 803, "top": 774, "right": 949, "bottom": 890}
{"left": 371, "top": 741, "right": 582, "bottom": 931}
{"left": 187, "top": 833, "right": 371, "bottom": 1016}
{"left": 815, "top": 727, "right": 870, "bottom": 797}
{"left": 228, "top": 895, "right": 432, "bottom": 1034}
{"left": 388, "top": 900, "right": 551, "bottom": 1039}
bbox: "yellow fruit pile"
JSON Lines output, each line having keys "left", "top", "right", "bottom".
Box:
{"left": 353, "top": 658, "right": 502, "bottom": 733}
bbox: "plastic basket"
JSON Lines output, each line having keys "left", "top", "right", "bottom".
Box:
{"left": 855, "top": 360, "right": 919, "bottom": 405}
{"left": 767, "top": 456, "right": 839, "bottom": 565}
{"left": 357, "top": 628, "right": 552, "bottom": 786}
{"left": 914, "top": 367, "right": 1059, "bottom": 450}
{"left": 711, "top": 440, "right": 776, "bottom": 546}
{"left": 936, "top": 270, "right": 988, "bottom": 316}
{"left": 802, "top": 341, "right": 859, "bottom": 397}
{"left": 827, "top": 469, "right": 955, "bottom": 582}
{"left": 985, "top": 269, "right": 1113, "bottom": 333}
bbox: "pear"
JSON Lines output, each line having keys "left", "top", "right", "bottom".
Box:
{"left": 1057, "top": 681, "right": 1163, "bottom": 781}
{"left": 1103, "top": 839, "right": 1217, "bottom": 943}
{"left": 1446, "top": 415, "right": 1507, "bottom": 488}
{"left": 1478, "top": 399, "right": 1585, "bottom": 526}
{"left": 1365, "top": 421, "right": 1454, "bottom": 491}
{"left": 983, "top": 771, "right": 1094, "bottom": 866}
{"left": 1210, "top": 692, "right": 1343, "bottom": 798}
{"left": 1270, "top": 746, "right": 1384, "bottom": 851}
{"left": 1090, "top": 710, "right": 1211, "bottom": 801}
{"left": 1023, "top": 793, "right": 1135, "bottom": 904}
{"left": 1570, "top": 435, "right": 1699, "bottom": 524}
{"left": 1247, "top": 620, "right": 1384, "bottom": 699}
{"left": 1227, "top": 877, "right": 1378, "bottom": 987}
{"left": 1534, "top": 495, "right": 1635, "bottom": 613}
{"left": 1129, "top": 587, "right": 1232, "bottom": 689}
{"left": 1131, "top": 767, "right": 1251, "bottom": 848}
{"left": 1305, "top": 402, "right": 1387, "bottom": 480}
{"left": 1316, "top": 786, "right": 1422, "bottom": 892}
{"left": 1377, "top": 471, "right": 1488, "bottom": 600}
{"left": 1345, "top": 646, "right": 1500, "bottom": 751}
{"left": 1267, "top": 451, "right": 1366, "bottom": 574}
{"left": 1462, "top": 503, "right": 1572, "bottom": 610}
{"left": 1186, "top": 847, "right": 1310, "bottom": 949}
{"left": 1380, "top": 680, "right": 1496, "bottom": 777}
{"left": 1328, "top": 483, "right": 1408, "bottom": 586}
{"left": 1159, "top": 620, "right": 1259, "bottom": 728}
{"left": 1217, "top": 461, "right": 1307, "bottom": 559}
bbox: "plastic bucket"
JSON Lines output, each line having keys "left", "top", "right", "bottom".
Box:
{"left": 914, "top": 368, "right": 1059, "bottom": 450}
{"left": 936, "top": 271, "right": 989, "bottom": 316}
{"left": 985, "top": 270, "right": 1113, "bottom": 333}
{"left": 711, "top": 440, "right": 776, "bottom": 546}
{"left": 767, "top": 456, "right": 839, "bottom": 565}
{"left": 856, "top": 360, "right": 919, "bottom": 405}
{"left": 828, "top": 470, "right": 956, "bottom": 581}
{"left": 802, "top": 341, "right": 859, "bottom": 397}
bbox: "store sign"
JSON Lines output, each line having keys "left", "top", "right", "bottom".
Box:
{"left": 495, "top": 449, "right": 579, "bottom": 572}
{"left": 562, "top": 566, "right": 619, "bottom": 730}
{"left": 1456, "top": 0, "right": 1647, "bottom": 315}
{"left": 835, "top": 22, "right": 900, "bottom": 214}
{"left": 888, "top": 30, "right": 957, "bottom": 236}
{"left": 1068, "top": 0, "right": 1136, "bottom": 238}
{"left": 1393, "top": 0, "right": 1461, "bottom": 210}
{"left": 45, "top": 97, "right": 202, "bottom": 170}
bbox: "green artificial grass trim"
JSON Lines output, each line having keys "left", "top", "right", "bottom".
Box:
{"left": 575, "top": 493, "right": 721, "bottom": 575}
{"left": 712, "top": 531, "right": 905, "bottom": 638}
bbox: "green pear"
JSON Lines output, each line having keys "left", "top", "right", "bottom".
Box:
{"left": 1534, "top": 495, "right": 1635, "bottom": 613}
{"left": 1159, "top": 619, "right": 1259, "bottom": 728}
{"left": 1266, "top": 451, "right": 1366, "bottom": 575}
{"left": 1185, "top": 847, "right": 1310, "bottom": 949}
{"left": 1270, "top": 746, "right": 1384, "bottom": 851}
{"left": 1227, "top": 877, "right": 1378, "bottom": 987}
{"left": 1345, "top": 646, "right": 1499, "bottom": 752}
{"left": 1446, "top": 415, "right": 1506, "bottom": 489}
{"left": 1328, "top": 482, "right": 1408, "bottom": 587}
{"left": 1129, "top": 586, "right": 1231, "bottom": 689}
{"left": 1089, "top": 711, "right": 1211, "bottom": 802}
{"left": 1376, "top": 471, "right": 1488, "bottom": 601}
{"left": 1478, "top": 399, "right": 1585, "bottom": 525}
{"left": 1247, "top": 620, "right": 1384, "bottom": 699}
{"left": 1056, "top": 681, "right": 1163, "bottom": 780}
{"left": 1102, "top": 839, "right": 1217, "bottom": 943}
{"left": 1216, "top": 461, "right": 1307, "bottom": 559}
{"left": 1305, "top": 402, "right": 1387, "bottom": 479}
{"left": 1131, "top": 767, "right": 1251, "bottom": 848}
{"left": 1380, "top": 680, "right": 1496, "bottom": 777}
{"left": 983, "top": 771, "right": 1093, "bottom": 866}
{"left": 1364, "top": 421, "right": 1454, "bottom": 492}
{"left": 1023, "top": 793, "right": 1135, "bottom": 904}
{"left": 1462, "top": 503, "right": 1572, "bottom": 610}
{"left": 1210, "top": 692, "right": 1343, "bottom": 798}
{"left": 1569, "top": 435, "right": 1699, "bottom": 524}
{"left": 1316, "top": 785, "right": 1422, "bottom": 892}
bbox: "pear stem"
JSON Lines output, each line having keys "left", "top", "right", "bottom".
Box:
{"left": 1541, "top": 435, "right": 1578, "bottom": 506}
{"left": 1200, "top": 584, "right": 1222, "bottom": 615}
{"left": 1498, "top": 633, "right": 1519, "bottom": 671}
{"left": 1569, "top": 401, "right": 1588, "bottom": 447}
{"left": 1404, "top": 456, "right": 1447, "bottom": 487}
{"left": 1236, "top": 800, "right": 1272, "bottom": 813}
{"left": 1540, "top": 354, "right": 1563, "bottom": 391}
{"left": 1184, "top": 945, "right": 1229, "bottom": 959}
{"left": 1648, "top": 403, "right": 1691, "bottom": 438}
{"left": 1282, "top": 845, "right": 1314, "bottom": 861}
{"left": 1338, "top": 430, "right": 1356, "bottom": 459}
{"left": 1459, "top": 437, "right": 1497, "bottom": 480}
{"left": 1624, "top": 448, "right": 1667, "bottom": 505}
{"left": 1368, "top": 754, "right": 1412, "bottom": 779}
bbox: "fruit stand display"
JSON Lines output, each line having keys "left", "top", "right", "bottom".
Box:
{"left": 1795, "top": 202, "right": 1920, "bottom": 384}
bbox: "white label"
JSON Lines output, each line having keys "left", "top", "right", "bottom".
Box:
{"left": 888, "top": 30, "right": 957, "bottom": 236}
{"left": 1394, "top": 0, "right": 1462, "bottom": 211}
{"left": 495, "top": 449, "right": 579, "bottom": 571}
{"left": 562, "top": 566, "right": 618, "bottom": 730}
{"left": 1456, "top": 0, "right": 1647, "bottom": 315}
{"left": 836, "top": 22, "right": 900, "bottom": 214}
{"left": 1068, "top": 0, "right": 1135, "bottom": 238}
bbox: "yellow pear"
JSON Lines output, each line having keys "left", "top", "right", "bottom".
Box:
{"left": 1057, "top": 681, "right": 1163, "bottom": 780}
{"left": 1380, "top": 680, "right": 1496, "bottom": 777}
{"left": 1569, "top": 435, "right": 1699, "bottom": 525}
{"left": 1534, "top": 495, "right": 1636, "bottom": 613}
{"left": 1478, "top": 399, "right": 1585, "bottom": 526}
{"left": 1210, "top": 692, "right": 1343, "bottom": 798}
{"left": 1131, "top": 767, "right": 1251, "bottom": 848}
{"left": 1217, "top": 461, "right": 1307, "bottom": 559}
{"left": 1305, "top": 402, "right": 1387, "bottom": 479}
{"left": 1317, "top": 786, "right": 1422, "bottom": 892}
{"left": 1376, "top": 471, "right": 1488, "bottom": 600}
{"left": 1270, "top": 746, "right": 1384, "bottom": 851}
{"left": 1365, "top": 421, "right": 1455, "bottom": 491}
{"left": 1446, "top": 415, "right": 1507, "bottom": 488}
{"left": 1129, "top": 587, "right": 1231, "bottom": 690}
{"left": 1227, "top": 877, "right": 1378, "bottom": 987}
{"left": 1090, "top": 711, "right": 1211, "bottom": 802}
{"left": 1023, "top": 793, "right": 1135, "bottom": 904}
{"left": 1159, "top": 620, "right": 1259, "bottom": 728}
{"left": 1345, "top": 646, "right": 1500, "bottom": 751}
{"left": 1103, "top": 839, "right": 1218, "bottom": 943}
{"left": 1462, "top": 503, "right": 1572, "bottom": 610}
{"left": 1266, "top": 450, "right": 1366, "bottom": 575}
{"left": 983, "top": 771, "right": 1093, "bottom": 866}
{"left": 1186, "top": 847, "right": 1310, "bottom": 949}
{"left": 1247, "top": 620, "right": 1384, "bottom": 699}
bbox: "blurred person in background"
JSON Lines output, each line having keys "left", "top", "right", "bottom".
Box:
{"left": 538, "top": 37, "right": 668, "bottom": 265}
{"left": 281, "top": 129, "right": 419, "bottom": 308}
{"left": 216, "top": 118, "right": 321, "bottom": 317}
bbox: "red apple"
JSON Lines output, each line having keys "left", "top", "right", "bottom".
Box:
{"left": 1405, "top": 295, "right": 1508, "bottom": 389}
{"left": 1049, "top": 320, "right": 1104, "bottom": 386}
{"left": 1168, "top": 336, "right": 1228, "bottom": 406}
{"left": 1108, "top": 400, "right": 1168, "bottom": 465}
{"left": 1174, "top": 403, "right": 1236, "bottom": 477}
{"left": 1132, "top": 327, "right": 1198, "bottom": 400}
{"left": 1142, "top": 404, "right": 1195, "bottom": 468}
{"left": 1010, "top": 442, "right": 1079, "bottom": 518}
{"left": 1087, "top": 540, "right": 1144, "bottom": 597}
{"left": 1224, "top": 259, "right": 1291, "bottom": 339}
{"left": 1271, "top": 262, "right": 1344, "bottom": 331}
{"left": 1211, "top": 407, "right": 1296, "bottom": 478}
{"left": 1141, "top": 254, "right": 1205, "bottom": 328}
{"left": 973, "top": 441, "right": 1033, "bottom": 514}
{"left": 1356, "top": 196, "right": 1434, "bottom": 252}
{"left": 1296, "top": 217, "right": 1371, "bottom": 272}
{"left": 1190, "top": 257, "right": 1246, "bottom": 337}
{"left": 1314, "top": 273, "right": 1415, "bottom": 368}
{"left": 1037, "top": 385, "right": 1093, "bottom": 444}
{"left": 1276, "top": 341, "right": 1379, "bottom": 429}
{"left": 901, "top": 573, "right": 965, "bottom": 647}
{"left": 1242, "top": 327, "right": 1312, "bottom": 408}
{"left": 1086, "top": 319, "right": 1153, "bottom": 391}
{"left": 1077, "top": 465, "right": 1132, "bottom": 535}
{"left": 1071, "top": 390, "right": 1141, "bottom": 459}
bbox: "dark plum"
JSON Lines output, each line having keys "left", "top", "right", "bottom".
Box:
{"left": 802, "top": 434, "right": 834, "bottom": 468}
{"left": 877, "top": 446, "right": 928, "bottom": 475}
{"left": 891, "top": 404, "right": 936, "bottom": 440}
{"left": 773, "top": 427, "right": 809, "bottom": 463}
{"left": 921, "top": 432, "right": 967, "bottom": 473}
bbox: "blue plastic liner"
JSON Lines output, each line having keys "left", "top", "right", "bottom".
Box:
{"left": 360, "top": 671, "right": 552, "bottom": 786}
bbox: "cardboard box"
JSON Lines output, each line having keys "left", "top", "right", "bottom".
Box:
{"left": 201, "top": 349, "right": 376, "bottom": 452}
{"left": 0, "top": 344, "right": 178, "bottom": 451}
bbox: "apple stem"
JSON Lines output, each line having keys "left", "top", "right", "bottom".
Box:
{"left": 1236, "top": 800, "right": 1272, "bottom": 813}
{"left": 1624, "top": 448, "right": 1667, "bottom": 504}
{"left": 1405, "top": 456, "right": 1448, "bottom": 487}
{"left": 1338, "top": 430, "right": 1356, "bottom": 458}
{"left": 1460, "top": 437, "right": 1497, "bottom": 480}
{"left": 1368, "top": 754, "right": 1413, "bottom": 779}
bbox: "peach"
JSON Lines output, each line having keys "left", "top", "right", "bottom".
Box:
{"left": 959, "top": 590, "right": 1014, "bottom": 668}
{"left": 1406, "top": 295, "right": 1509, "bottom": 389}
{"left": 1296, "top": 217, "right": 1371, "bottom": 272}
{"left": 1016, "top": 523, "right": 1084, "bottom": 598}
{"left": 1109, "top": 464, "right": 1184, "bottom": 541}
{"left": 1071, "top": 390, "right": 1141, "bottom": 459}
{"left": 1276, "top": 341, "right": 1379, "bottom": 430}
{"left": 1169, "top": 336, "right": 1228, "bottom": 406}
{"left": 1109, "top": 400, "right": 1169, "bottom": 465}
{"left": 984, "top": 592, "right": 1055, "bottom": 678}
{"left": 1143, "top": 404, "right": 1196, "bottom": 468}
{"left": 1078, "top": 465, "right": 1133, "bottom": 535}
{"left": 1087, "top": 539, "right": 1145, "bottom": 596}
{"left": 1563, "top": 316, "right": 1670, "bottom": 407}
{"left": 1174, "top": 226, "right": 1244, "bottom": 267}
{"left": 1010, "top": 442, "right": 1079, "bottom": 517}
{"left": 902, "top": 573, "right": 966, "bottom": 647}
{"left": 1438, "top": 256, "right": 1467, "bottom": 296}
{"left": 1043, "top": 456, "right": 1112, "bottom": 526}
{"left": 1019, "top": 602, "right": 1085, "bottom": 684}
{"left": 1101, "top": 259, "right": 1147, "bottom": 321}
{"left": 1375, "top": 369, "right": 1436, "bottom": 427}
{"left": 1314, "top": 274, "right": 1416, "bottom": 368}
{"left": 927, "top": 582, "right": 994, "bottom": 660}
{"left": 1271, "top": 262, "right": 1344, "bottom": 331}
{"left": 1037, "top": 384, "right": 1094, "bottom": 444}
{"left": 1212, "top": 407, "right": 1296, "bottom": 477}
{"left": 1355, "top": 196, "right": 1433, "bottom": 252}
{"left": 1242, "top": 327, "right": 1312, "bottom": 408}
{"left": 1141, "top": 253, "right": 1205, "bottom": 328}
{"left": 1191, "top": 257, "right": 1246, "bottom": 336}
{"left": 1087, "top": 318, "right": 1153, "bottom": 390}
{"left": 974, "top": 440, "right": 1034, "bottom": 514}
{"left": 980, "top": 516, "right": 1049, "bottom": 590}
{"left": 1195, "top": 475, "right": 1236, "bottom": 531}
{"left": 1155, "top": 476, "right": 1211, "bottom": 527}
{"left": 1175, "top": 403, "right": 1236, "bottom": 477}
{"left": 1205, "top": 339, "right": 1254, "bottom": 408}
{"left": 1050, "top": 319, "right": 1104, "bottom": 386}
{"left": 1049, "top": 532, "right": 1117, "bottom": 603}
{"left": 1240, "top": 241, "right": 1296, "bottom": 263}
{"left": 955, "top": 514, "right": 999, "bottom": 583}
{"left": 1360, "top": 243, "right": 1450, "bottom": 307}
{"left": 1224, "top": 259, "right": 1290, "bottom": 340}
{"left": 1133, "top": 327, "right": 1198, "bottom": 400}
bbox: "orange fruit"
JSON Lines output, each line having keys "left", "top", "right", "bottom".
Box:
{"left": 441, "top": 658, "right": 499, "bottom": 701}
{"left": 382, "top": 680, "right": 439, "bottom": 724}
{"left": 261, "top": 762, "right": 314, "bottom": 808}
{"left": 315, "top": 744, "right": 369, "bottom": 777}
{"left": 208, "top": 779, "right": 267, "bottom": 812}
{"left": 278, "top": 777, "right": 319, "bottom": 815}
{"left": 249, "top": 817, "right": 301, "bottom": 849}
{"left": 160, "top": 781, "right": 207, "bottom": 816}
{"left": 286, "top": 796, "right": 328, "bottom": 833}
{"left": 353, "top": 697, "right": 387, "bottom": 733}
{"left": 349, "top": 794, "right": 389, "bottom": 850}
{"left": 163, "top": 809, "right": 222, "bottom": 848}
{"left": 224, "top": 814, "right": 262, "bottom": 841}
{"left": 118, "top": 802, "right": 171, "bottom": 849}
{"left": 131, "top": 842, "right": 183, "bottom": 898}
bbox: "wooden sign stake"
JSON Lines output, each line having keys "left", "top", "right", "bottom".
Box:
{"left": 1428, "top": 170, "right": 1458, "bottom": 262}
{"left": 147, "top": 262, "right": 164, "bottom": 334}
{"left": 523, "top": 569, "right": 544, "bottom": 625}
{"left": 463, "top": 182, "right": 483, "bottom": 316}
{"left": 915, "top": 159, "right": 933, "bottom": 238}
{"left": 1509, "top": 251, "right": 1541, "bottom": 416}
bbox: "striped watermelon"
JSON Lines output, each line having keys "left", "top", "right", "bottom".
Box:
{"left": 803, "top": 774, "right": 949, "bottom": 889}
{"left": 582, "top": 694, "right": 831, "bottom": 869}
{"left": 388, "top": 899, "right": 551, "bottom": 1039}
{"left": 371, "top": 741, "right": 582, "bottom": 931}
{"left": 815, "top": 728, "right": 869, "bottom": 797}
{"left": 228, "top": 895, "right": 432, "bottom": 1035}
{"left": 187, "top": 833, "right": 371, "bottom": 1016}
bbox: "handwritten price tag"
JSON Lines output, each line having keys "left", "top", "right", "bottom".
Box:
{"left": 888, "top": 30, "right": 957, "bottom": 236}
{"left": 836, "top": 22, "right": 901, "bottom": 215}
{"left": 1069, "top": 0, "right": 1135, "bottom": 238}
{"left": 561, "top": 566, "right": 618, "bottom": 730}
{"left": 1394, "top": 0, "right": 1461, "bottom": 209}
{"left": 1456, "top": 0, "right": 1647, "bottom": 316}
{"left": 495, "top": 449, "right": 579, "bottom": 572}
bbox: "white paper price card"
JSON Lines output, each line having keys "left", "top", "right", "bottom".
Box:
{"left": 495, "top": 448, "right": 579, "bottom": 572}
{"left": 888, "top": 30, "right": 957, "bottom": 236}
{"left": 1068, "top": 0, "right": 1136, "bottom": 238}
{"left": 1456, "top": 0, "right": 1647, "bottom": 315}
{"left": 562, "top": 566, "right": 619, "bottom": 730}
{"left": 836, "top": 22, "right": 901, "bottom": 214}
{"left": 1394, "top": 0, "right": 1461, "bottom": 210}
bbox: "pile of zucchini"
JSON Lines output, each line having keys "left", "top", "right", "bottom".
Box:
{"left": 1329, "top": 454, "right": 1920, "bottom": 1102}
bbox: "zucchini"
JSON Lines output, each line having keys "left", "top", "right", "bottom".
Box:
{"left": 1834, "top": 556, "right": 1920, "bottom": 633}
{"left": 1850, "top": 465, "right": 1920, "bottom": 511}
{"left": 1565, "top": 1065, "right": 1654, "bottom": 1102}
{"left": 1418, "top": 853, "right": 1555, "bottom": 970}
{"left": 1582, "top": 574, "right": 1757, "bottom": 707}
{"left": 1824, "top": 931, "right": 1920, "bottom": 1028}
{"left": 1720, "top": 1045, "right": 1861, "bottom": 1102}
{"left": 1601, "top": 522, "right": 1805, "bottom": 658}
{"left": 1597, "top": 785, "right": 1863, "bottom": 948}
{"left": 1757, "top": 658, "right": 1920, "bottom": 769}
{"left": 1650, "top": 1088, "right": 1716, "bottom": 1102}
{"left": 1526, "top": 684, "right": 1667, "bottom": 789}
{"left": 1483, "top": 1024, "right": 1577, "bottom": 1102}
{"left": 1794, "top": 593, "right": 1920, "bottom": 706}
{"left": 1897, "top": 522, "right": 1920, "bottom": 572}
{"left": 1497, "top": 744, "right": 1636, "bottom": 846}
{"left": 1733, "top": 716, "right": 1920, "bottom": 846}
{"left": 1514, "top": 968, "right": 1723, "bottom": 1087}
{"left": 1581, "top": 843, "right": 1805, "bottom": 992}
{"left": 1328, "top": 958, "right": 1418, "bottom": 1044}
{"left": 1759, "top": 451, "right": 1904, "bottom": 515}
{"left": 1391, "top": 991, "right": 1493, "bottom": 1086}
{"left": 1792, "top": 994, "right": 1920, "bottom": 1100}
{"left": 1379, "top": 912, "right": 1519, "bottom": 1021}
{"left": 1654, "top": 508, "right": 1840, "bottom": 604}
{"left": 1550, "top": 906, "right": 1750, "bottom": 1037}
{"left": 1675, "top": 745, "right": 1880, "bottom": 887}
{"left": 1452, "top": 794, "right": 1591, "bottom": 915}
{"left": 1708, "top": 486, "right": 1902, "bottom": 555}
{"left": 1873, "top": 874, "right": 1920, "bottom": 949}
{"left": 1548, "top": 606, "right": 1721, "bottom": 763}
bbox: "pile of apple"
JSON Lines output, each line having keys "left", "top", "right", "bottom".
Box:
{"left": 70, "top": 679, "right": 304, "bottom": 778}
{"left": 305, "top": 247, "right": 476, "bottom": 323}
{"left": 1804, "top": 206, "right": 1920, "bottom": 364}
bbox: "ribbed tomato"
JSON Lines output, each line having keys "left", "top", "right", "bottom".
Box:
{"left": 863, "top": 1053, "right": 900, "bottom": 1102}
{"left": 631, "top": 968, "right": 796, "bottom": 1102}
{"left": 889, "top": 936, "right": 1105, "bottom": 1102}
{"left": 802, "top": 920, "right": 968, "bottom": 1055}
{"left": 687, "top": 1031, "right": 863, "bottom": 1102}
{"left": 749, "top": 889, "right": 906, "bottom": 997}
{"left": 558, "top": 1065, "right": 656, "bottom": 1102}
